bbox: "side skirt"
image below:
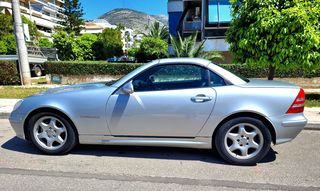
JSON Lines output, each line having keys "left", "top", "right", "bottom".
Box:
{"left": 79, "top": 135, "right": 212, "bottom": 149}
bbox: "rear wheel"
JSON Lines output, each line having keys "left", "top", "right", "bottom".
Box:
{"left": 33, "top": 66, "right": 42, "bottom": 77}
{"left": 28, "top": 112, "right": 77, "bottom": 154}
{"left": 214, "top": 117, "right": 271, "bottom": 165}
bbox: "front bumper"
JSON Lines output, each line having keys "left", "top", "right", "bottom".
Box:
{"left": 9, "top": 110, "right": 26, "bottom": 140}
{"left": 268, "top": 113, "right": 307, "bottom": 144}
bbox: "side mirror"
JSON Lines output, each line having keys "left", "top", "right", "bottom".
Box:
{"left": 121, "top": 81, "right": 134, "bottom": 94}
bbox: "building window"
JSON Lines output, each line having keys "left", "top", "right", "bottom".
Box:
{"left": 207, "top": 0, "right": 231, "bottom": 26}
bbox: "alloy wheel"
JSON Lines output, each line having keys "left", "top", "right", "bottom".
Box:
{"left": 33, "top": 116, "right": 68, "bottom": 150}
{"left": 224, "top": 123, "right": 264, "bottom": 160}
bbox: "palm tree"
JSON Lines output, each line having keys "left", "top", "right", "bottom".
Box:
{"left": 142, "top": 21, "right": 169, "bottom": 41}
{"left": 170, "top": 32, "right": 223, "bottom": 60}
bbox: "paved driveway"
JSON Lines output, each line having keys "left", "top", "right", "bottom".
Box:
{"left": 0, "top": 119, "right": 319, "bottom": 191}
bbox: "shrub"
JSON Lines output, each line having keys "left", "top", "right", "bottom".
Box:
{"left": 52, "top": 30, "right": 75, "bottom": 60}
{"left": 127, "top": 47, "right": 139, "bottom": 58}
{"left": 45, "top": 61, "right": 320, "bottom": 78}
{"left": 1, "top": 34, "right": 16, "bottom": 55}
{"left": 74, "top": 33, "right": 98, "bottom": 61}
{"left": 136, "top": 37, "right": 168, "bottom": 62}
{"left": 45, "top": 61, "right": 144, "bottom": 76}
{"left": 38, "top": 38, "right": 53, "bottom": 48}
{"left": 99, "top": 28, "right": 123, "bottom": 58}
{"left": 220, "top": 63, "right": 320, "bottom": 78}
{"left": 227, "top": 0, "right": 320, "bottom": 80}
{"left": 0, "top": 41, "right": 7, "bottom": 54}
{"left": 0, "top": 61, "right": 20, "bottom": 85}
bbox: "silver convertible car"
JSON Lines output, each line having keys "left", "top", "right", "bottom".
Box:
{"left": 9, "top": 58, "right": 307, "bottom": 165}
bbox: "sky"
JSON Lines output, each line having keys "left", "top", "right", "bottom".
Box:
{"left": 79, "top": 0, "right": 168, "bottom": 20}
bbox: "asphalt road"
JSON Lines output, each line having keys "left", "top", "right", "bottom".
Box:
{"left": 0, "top": 119, "right": 319, "bottom": 191}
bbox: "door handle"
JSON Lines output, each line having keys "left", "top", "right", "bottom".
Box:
{"left": 191, "top": 94, "right": 213, "bottom": 103}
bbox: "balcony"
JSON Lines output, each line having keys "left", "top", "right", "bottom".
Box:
{"left": 47, "top": 2, "right": 64, "bottom": 11}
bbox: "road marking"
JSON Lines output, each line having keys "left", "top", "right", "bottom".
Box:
{"left": 0, "top": 167, "right": 318, "bottom": 190}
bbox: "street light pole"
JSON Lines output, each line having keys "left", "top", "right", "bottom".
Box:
{"left": 12, "top": 0, "right": 31, "bottom": 86}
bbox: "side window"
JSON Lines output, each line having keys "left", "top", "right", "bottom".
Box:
{"left": 209, "top": 71, "right": 226, "bottom": 87}
{"left": 132, "top": 64, "right": 209, "bottom": 92}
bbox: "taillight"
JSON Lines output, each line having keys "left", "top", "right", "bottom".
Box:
{"left": 286, "top": 88, "right": 305, "bottom": 114}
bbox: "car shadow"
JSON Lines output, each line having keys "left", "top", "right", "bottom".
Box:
{"left": 1, "top": 136, "right": 277, "bottom": 165}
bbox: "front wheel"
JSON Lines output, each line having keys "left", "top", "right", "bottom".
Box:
{"left": 28, "top": 112, "right": 77, "bottom": 154}
{"left": 214, "top": 117, "right": 271, "bottom": 165}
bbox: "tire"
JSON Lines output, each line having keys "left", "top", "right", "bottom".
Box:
{"left": 214, "top": 117, "right": 271, "bottom": 165}
{"left": 33, "top": 66, "right": 42, "bottom": 77}
{"left": 28, "top": 112, "right": 77, "bottom": 154}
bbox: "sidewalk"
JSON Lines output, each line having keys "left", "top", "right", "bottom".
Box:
{"left": 0, "top": 99, "right": 20, "bottom": 119}
{"left": 0, "top": 98, "right": 319, "bottom": 130}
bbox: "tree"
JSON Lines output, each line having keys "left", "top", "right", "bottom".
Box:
{"left": 99, "top": 28, "right": 123, "bottom": 58}
{"left": 1, "top": 34, "right": 16, "bottom": 54}
{"left": 0, "top": 13, "right": 13, "bottom": 37}
{"left": 227, "top": 0, "right": 320, "bottom": 80}
{"left": 0, "top": 41, "right": 7, "bottom": 54}
{"left": 53, "top": 30, "right": 100, "bottom": 61}
{"left": 136, "top": 37, "right": 168, "bottom": 62}
{"left": 127, "top": 47, "right": 139, "bottom": 58}
{"left": 74, "top": 33, "right": 97, "bottom": 60}
{"left": 0, "top": 13, "right": 40, "bottom": 54}
{"left": 0, "top": 13, "right": 16, "bottom": 54}
{"left": 143, "top": 21, "right": 169, "bottom": 41}
{"left": 52, "top": 30, "right": 76, "bottom": 60}
{"left": 60, "top": 0, "right": 84, "bottom": 35}
{"left": 170, "top": 33, "right": 222, "bottom": 60}
{"left": 38, "top": 38, "right": 53, "bottom": 48}
{"left": 92, "top": 41, "right": 105, "bottom": 60}
{"left": 21, "top": 15, "right": 41, "bottom": 42}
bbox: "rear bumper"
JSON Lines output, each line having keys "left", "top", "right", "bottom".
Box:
{"left": 268, "top": 113, "right": 307, "bottom": 144}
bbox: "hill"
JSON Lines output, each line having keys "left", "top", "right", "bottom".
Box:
{"left": 99, "top": 8, "right": 168, "bottom": 33}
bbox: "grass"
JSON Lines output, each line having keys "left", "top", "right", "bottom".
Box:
{"left": 305, "top": 94, "right": 320, "bottom": 107}
{"left": 0, "top": 87, "right": 48, "bottom": 99}
{"left": 305, "top": 100, "right": 320, "bottom": 107}
{"left": 0, "top": 86, "right": 319, "bottom": 107}
{"left": 31, "top": 77, "right": 47, "bottom": 85}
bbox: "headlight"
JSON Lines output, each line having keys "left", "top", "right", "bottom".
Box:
{"left": 12, "top": 99, "right": 23, "bottom": 111}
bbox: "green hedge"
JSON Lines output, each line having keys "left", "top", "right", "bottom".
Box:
{"left": 221, "top": 64, "right": 320, "bottom": 78}
{"left": 45, "top": 61, "right": 320, "bottom": 78}
{"left": 0, "top": 61, "right": 20, "bottom": 85}
{"left": 45, "top": 61, "right": 144, "bottom": 76}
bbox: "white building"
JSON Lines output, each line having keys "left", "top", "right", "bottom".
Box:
{"left": 80, "top": 19, "right": 117, "bottom": 34}
{"left": 0, "top": 0, "right": 65, "bottom": 38}
{"left": 81, "top": 19, "right": 143, "bottom": 52}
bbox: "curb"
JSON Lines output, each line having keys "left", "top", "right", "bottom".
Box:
{"left": 0, "top": 113, "right": 10, "bottom": 119}
{"left": 1, "top": 112, "right": 319, "bottom": 130}
{"left": 304, "top": 123, "right": 320, "bottom": 131}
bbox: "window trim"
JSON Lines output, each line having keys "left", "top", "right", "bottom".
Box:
{"left": 112, "top": 62, "right": 231, "bottom": 95}
{"left": 131, "top": 63, "right": 227, "bottom": 92}
{"left": 132, "top": 63, "right": 210, "bottom": 92}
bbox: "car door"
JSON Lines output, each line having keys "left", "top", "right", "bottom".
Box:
{"left": 106, "top": 64, "right": 217, "bottom": 137}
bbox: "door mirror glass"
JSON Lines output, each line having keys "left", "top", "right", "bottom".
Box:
{"left": 121, "top": 81, "right": 134, "bottom": 94}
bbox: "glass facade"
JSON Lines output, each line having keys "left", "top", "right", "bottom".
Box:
{"left": 208, "top": 0, "right": 231, "bottom": 24}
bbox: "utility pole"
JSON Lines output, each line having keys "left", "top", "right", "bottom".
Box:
{"left": 12, "top": 0, "right": 31, "bottom": 86}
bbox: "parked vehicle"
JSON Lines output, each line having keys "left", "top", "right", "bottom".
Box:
{"left": 0, "top": 46, "right": 58, "bottom": 77}
{"left": 9, "top": 58, "right": 307, "bottom": 165}
{"left": 107, "top": 55, "right": 136, "bottom": 63}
